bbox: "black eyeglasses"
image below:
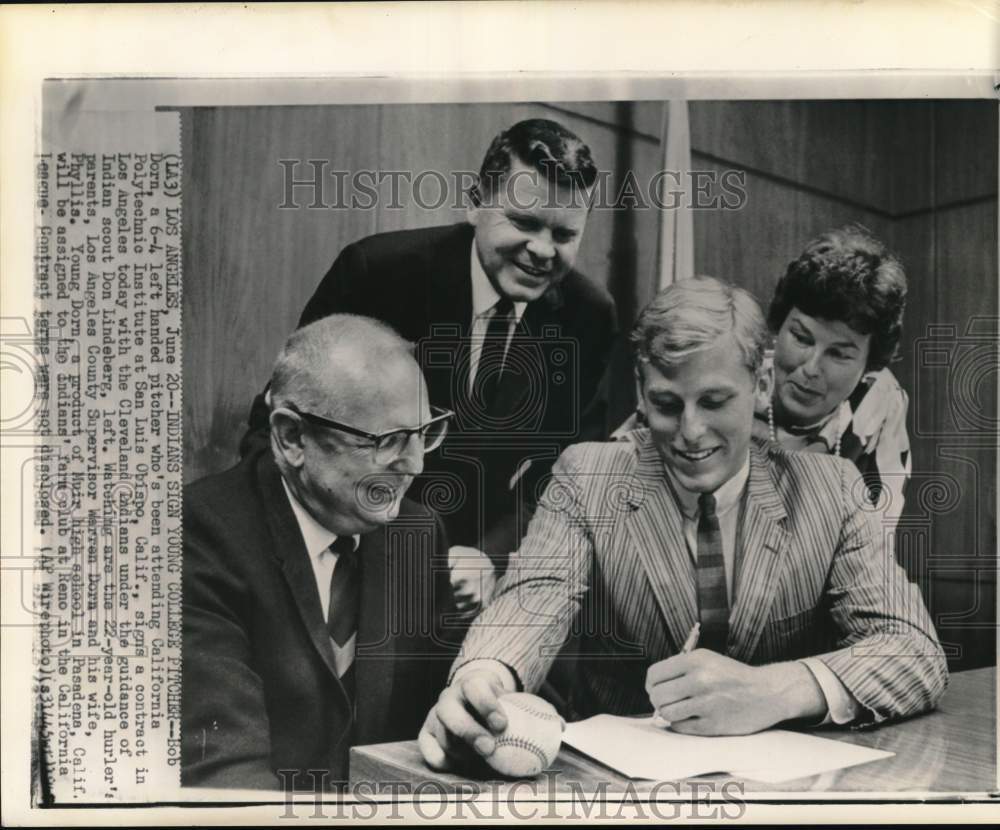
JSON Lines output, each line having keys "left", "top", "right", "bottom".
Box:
{"left": 285, "top": 404, "right": 453, "bottom": 464}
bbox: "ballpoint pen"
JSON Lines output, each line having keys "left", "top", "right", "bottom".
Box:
{"left": 680, "top": 621, "right": 701, "bottom": 654}
{"left": 652, "top": 622, "right": 701, "bottom": 728}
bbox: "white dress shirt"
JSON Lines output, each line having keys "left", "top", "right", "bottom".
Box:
{"left": 467, "top": 243, "right": 526, "bottom": 390}
{"left": 281, "top": 478, "right": 359, "bottom": 676}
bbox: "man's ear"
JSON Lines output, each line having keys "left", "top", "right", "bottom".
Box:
{"left": 465, "top": 174, "right": 482, "bottom": 226}
{"left": 465, "top": 201, "right": 480, "bottom": 227}
{"left": 270, "top": 409, "right": 306, "bottom": 469}
{"left": 753, "top": 365, "right": 773, "bottom": 414}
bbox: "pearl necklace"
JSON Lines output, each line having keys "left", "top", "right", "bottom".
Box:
{"left": 768, "top": 399, "right": 843, "bottom": 458}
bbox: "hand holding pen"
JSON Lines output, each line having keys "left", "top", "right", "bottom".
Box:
{"left": 650, "top": 622, "right": 700, "bottom": 728}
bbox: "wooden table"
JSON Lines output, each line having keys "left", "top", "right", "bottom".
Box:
{"left": 350, "top": 667, "right": 997, "bottom": 794}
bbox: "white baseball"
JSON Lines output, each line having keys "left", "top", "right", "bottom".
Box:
{"left": 486, "top": 692, "right": 564, "bottom": 778}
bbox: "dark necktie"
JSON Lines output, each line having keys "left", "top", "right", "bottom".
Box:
{"left": 326, "top": 536, "right": 359, "bottom": 693}
{"left": 696, "top": 493, "right": 729, "bottom": 653}
{"left": 476, "top": 297, "right": 514, "bottom": 411}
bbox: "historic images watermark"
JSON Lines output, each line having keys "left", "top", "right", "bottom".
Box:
{"left": 275, "top": 771, "right": 747, "bottom": 821}
{"left": 277, "top": 162, "right": 748, "bottom": 212}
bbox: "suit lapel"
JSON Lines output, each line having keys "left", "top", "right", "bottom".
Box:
{"left": 491, "top": 314, "right": 536, "bottom": 419}
{"left": 257, "top": 456, "right": 353, "bottom": 710}
{"left": 490, "top": 290, "right": 567, "bottom": 420}
{"left": 727, "top": 444, "right": 790, "bottom": 663}
{"left": 624, "top": 436, "right": 699, "bottom": 654}
{"left": 427, "top": 223, "right": 474, "bottom": 333}
{"left": 352, "top": 526, "right": 397, "bottom": 746}
{"left": 424, "top": 224, "right": 475, "bottom": 408}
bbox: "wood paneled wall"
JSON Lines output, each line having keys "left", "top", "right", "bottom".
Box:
{"left": 182, "top": 99, "right": 997, "bottom": 669}
{"left": 683, "top": 99, "right": 998, "bottom": 669}
{"left": 181, "top": 102, "right": 663, "bottom": 479}
{"left": 884, "top": 102, "right": 998, "bottom": 670}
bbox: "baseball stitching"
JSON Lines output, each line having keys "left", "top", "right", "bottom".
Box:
{"left": 494, "top": 735, "right": 549, "bottom": 770}
{"left": 505, "top": 697, "right": 561, "bottom": 722}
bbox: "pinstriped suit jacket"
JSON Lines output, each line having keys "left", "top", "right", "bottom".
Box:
{"left": 457, "top": 430, "right": 947, "bottom": 725}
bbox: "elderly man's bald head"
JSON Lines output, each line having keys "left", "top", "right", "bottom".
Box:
{"left": 269, "top": 314, "right": 421, "bottom": 424}
{"left": 266, "top": 315, "right": 430, "bottom": 535}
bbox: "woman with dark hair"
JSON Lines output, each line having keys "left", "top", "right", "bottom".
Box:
{"left": 755, "top": 224, "right": 911, "bottom": 529}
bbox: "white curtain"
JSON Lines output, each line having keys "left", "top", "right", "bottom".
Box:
{"left": 655, "top": 100, "right": 695, "bottom": 288}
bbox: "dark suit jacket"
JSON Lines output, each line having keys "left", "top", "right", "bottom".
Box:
{"left": 458, "top": 433, "right": 947, "bottom": 725}
{"left": 181, "top": 447, "right": 457, "bottom": 791}
{"left": 246, "top": 222, "right": 618, "bottom": 570}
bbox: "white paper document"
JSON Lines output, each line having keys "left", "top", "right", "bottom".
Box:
{"left": 562, "top": 715, "right": 894, "bottom": 783}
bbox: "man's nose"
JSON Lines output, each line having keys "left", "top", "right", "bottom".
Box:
{"left": 525, "top": 230, "right": 555, "bottom": 261}
{"left": 679, "top": 408, "right": 706, "bottom": 444}
{"left": 392, "top": 433, "right": 424, "bottom": 476}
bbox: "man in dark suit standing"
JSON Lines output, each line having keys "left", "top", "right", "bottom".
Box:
{"left": 245, "top": 118, "right": 617, "bottom": 612}
{"left": 183, "top": 315, "right": 457, "bottom": 791}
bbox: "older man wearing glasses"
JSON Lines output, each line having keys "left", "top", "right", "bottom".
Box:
{"left": 182, "top": 314, "right": 458, "bottom": 791}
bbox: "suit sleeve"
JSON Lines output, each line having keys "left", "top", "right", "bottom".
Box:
{"left": 241, "top": 242, "right": 373, "bottom": 449}
{"left": 576, "top": 293, "right": 619, "bottom": 443}
{"left": 452, "top": 446, "right": 595, "bottom": 692}
{"left": 814, "top": 463, "right": 948, "bottom": 726}
{"left": 298, "top": 240, "right": 373, "bottom": 327}
{"left": 181, "top": 510, "right": 281, "bottom": 790}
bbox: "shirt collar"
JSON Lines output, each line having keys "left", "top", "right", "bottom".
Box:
{"left": 470, "top": 242, "right": 527, "bottom": 321}
{"left": 775, "top": 399, "right": 852, "bottom": 452}
{"left": 281, "top": 477, "right": 359, "bottom": 562}
{"left": 665, "top": 454, "right": 751, "bottom": 521}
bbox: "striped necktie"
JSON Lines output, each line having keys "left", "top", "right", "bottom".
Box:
{"left": 326, "top": 536, "right": 359, "bottom": 694}
{"left": 696, "top": 493, "right": 729, "bottom": 653}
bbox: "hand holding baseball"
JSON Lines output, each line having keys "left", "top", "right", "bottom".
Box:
{"left": 486, "top": 693, "right": 564, "bottom": 777}
{"left": 418, "top": 668, "right": 508, "bottom": 771}
{"left": 418, "top": 671, "right": 564, "bottom": 778}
